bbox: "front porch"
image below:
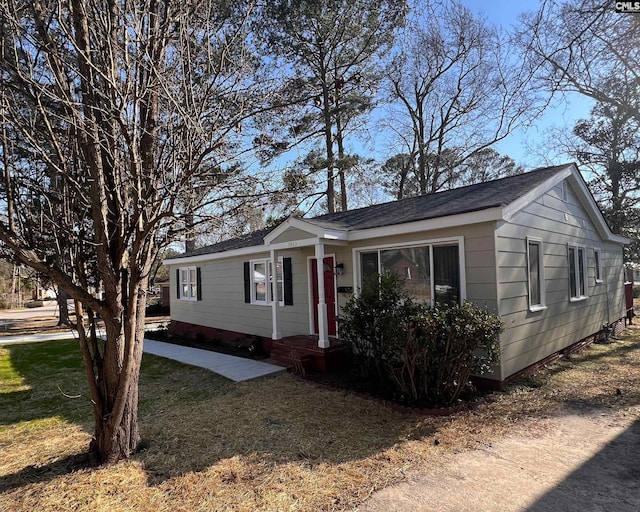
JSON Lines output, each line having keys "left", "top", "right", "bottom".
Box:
{"left": 268, "top": 335, "right": 349, "bottom": 372}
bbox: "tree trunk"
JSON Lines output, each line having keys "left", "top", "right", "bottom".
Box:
{"left": 334, "top": 71, "right": 348, "bottom": 212}
{"left": 416, "top": 97, "right": 427, "bottom": 195}
{"left": 77, "top": 278, "right": 148, "bottom": 464}
{"left": 89, "top": 360, "right": 141, "bottom": 464}
{"left": 87, "top": 321, "right": 145, "bottom": 463}
{"left": 57, "top": 287, "right": 70, "bottom": 326}
{"left": 319, "top": 55, "right": 335, "bottom": 214}
{"left": 335, "top": 112, "right": 348, "bottom": 212}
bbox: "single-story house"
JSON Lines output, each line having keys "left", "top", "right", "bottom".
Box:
{"left": 165, "top": 163, "right": 630, "bottom": 385}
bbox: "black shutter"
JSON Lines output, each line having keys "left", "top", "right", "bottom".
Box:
{"left": 283, "top": 257, "right": 293, "bottom": 305}
{"left": 196, "top": 267, "right": 202, "bottom": 301}
{"left": 243, "top": 262, "right": 251, "bottom": 303}
{"left": 176, "top": 268, "right": 180, "bottom": 299}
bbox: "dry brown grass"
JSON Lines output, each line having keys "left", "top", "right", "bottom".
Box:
{"left": 2, "top": 323, "right": 640, "bottom": 512}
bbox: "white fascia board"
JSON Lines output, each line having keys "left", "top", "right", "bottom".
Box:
{"left": 501, "top": 163, "right": 630, "bottom": 245}
{"left": 346, "top": 207, "right": 504, "bottom": 242}
{"left": 502, "top": 164, "right": 573, "bottom": 222}
{"left": 163, "top": 235, "right": 350, "bottom": 266}
{"left": 262, "top": 217, "right": 299, "bottom": 243}
{"left": 164, "top": 244, "right": 270, "bottom": 266}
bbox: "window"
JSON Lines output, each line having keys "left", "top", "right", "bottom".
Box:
{"left": 568, "top": 244, "right": 588, "bottom": 301}
{"left": 526, "top": 238, "right": 545, "bottom": 311}
{"left": 594, "top": 248, "right": 603, "bottom": 283}
{"left": 252, "top": 260, "right": 268, "bottom": 303}
{"left": 381, "top": 245, "right": 431, "bottom": 301}
{"left": 178, "top": 266, "right": 199, "bottom": 300}
{"left": 247, "top": 257, "right": 285, "bottom": 305}
{"left": 358, "top": 241, "right": 461, "bottom": 305}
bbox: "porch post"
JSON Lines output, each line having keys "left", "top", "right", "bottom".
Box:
{"left": 315, "top": 243, "right": 330, "bottom": 348}
{"left": 271, "top": 249, "right": 280, "bottom": 340}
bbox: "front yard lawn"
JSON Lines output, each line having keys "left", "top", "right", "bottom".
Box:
{"left": 1, "top": 323, "right": 639, "bottom": 511}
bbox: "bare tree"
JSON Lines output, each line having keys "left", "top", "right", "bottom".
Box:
{"left": 519, "top": 0, "right": 640, "bottom": 260}
{"left": 383, "top": 0, "right": 537, "bottom": 195}
{"left": 519, "top": 0, "right": 640, "bottom": 122}
{"left": 0, "top": 0, "right": 262, "bottom": 464}
{"left": 571, "top": 96, "right": 640, "bottom": 259}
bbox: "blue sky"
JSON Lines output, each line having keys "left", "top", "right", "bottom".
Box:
{"left": 461, "top": 0, "right": 594, "bottom": 168}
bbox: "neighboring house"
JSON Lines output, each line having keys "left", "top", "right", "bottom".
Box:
{"left": 165, "top": 163, "right": 629, "bottom": 385}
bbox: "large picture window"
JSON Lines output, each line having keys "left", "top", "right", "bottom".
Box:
{"left": 568, "top": 244, "right": 588, "bottom": 301}
{"left": 526, "top": 238, "right": 545, "bottom": 311}
{"left": 358, "top": 241, "right": 462, "bottom": 305}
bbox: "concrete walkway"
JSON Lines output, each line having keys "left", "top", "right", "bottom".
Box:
{"left": 143, "top": 339, "right": 285, "bottom": 382}
{"left": 0, "top": 330, "right": 285, "bottom": 382}
{"left": 0, "top": 331, "right": 80, "bottom": 345}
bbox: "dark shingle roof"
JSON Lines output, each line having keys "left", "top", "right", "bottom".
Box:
{"left": 176, "top": 227, "right": 274, "bottom": 258}
{"left": 306, "top": 164, "right": 568, "bottom": 231}
{"left": 176, "top": 164, "right": 570, "bottom": 258}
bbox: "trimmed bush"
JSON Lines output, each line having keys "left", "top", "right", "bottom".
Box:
{"left": 340, "top": 274, "right": 502, "bottom": 406}
{"left": 339, "top": 273, "right": 418, "bottom": 382}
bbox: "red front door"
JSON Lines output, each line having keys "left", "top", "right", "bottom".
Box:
{"left": 311, "top": 256, "right": 337, "bottom": 336}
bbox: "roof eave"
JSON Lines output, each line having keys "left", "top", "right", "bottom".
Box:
{"left": 347, "top": 206, "right": 505, "bottom": 241}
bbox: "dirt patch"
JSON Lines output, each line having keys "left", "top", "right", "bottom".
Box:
{"left": 359, "top": 412, "right": 640, "bottom": 512}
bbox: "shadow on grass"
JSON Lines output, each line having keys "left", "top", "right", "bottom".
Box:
{"left": 0, "top": 452, "right": 95, "bottom": 493}
{"left": 526, "top": 418, "right": 640, "bottom": 511}
{"left": 0, "top": 340, "right": 439, "bottom": 492}
{"left": 135, "top": 353, "right": 440, "bottom": 485}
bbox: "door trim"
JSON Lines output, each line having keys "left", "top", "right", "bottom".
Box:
{"left": 307, "top": 254, "right": 337, "bottom": 336}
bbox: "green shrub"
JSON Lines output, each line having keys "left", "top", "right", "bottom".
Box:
{"left": 634, "top": 285, "right": 640, "bottom": 299}
{"left": 340, "top": 274, "right": 502, "bottom": 406}
{"left": 390, "top": 301, "right": 502, "bottom": 405}
{"left": 339, "top": 273, "right": 419, "bottom": 383}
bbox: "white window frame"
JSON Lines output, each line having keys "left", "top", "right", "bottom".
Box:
{"left": 179, "top": 266, "right": 198, "bottom": 301}
{"left": 568, "top": 243, "right": 588, "bottom": 302}
{"left": 250, "top": 257, "right": 284, "bottom": 306}
{"left": 352, "top": 236, "right": 466, "bottom": 304}
{"left": 594, "top": 247, "right": 603, "bottom": 283}
{"left": 526, "top": 237, "right": 546, "bottom": 312}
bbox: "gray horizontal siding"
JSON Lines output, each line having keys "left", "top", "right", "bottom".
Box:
{"left": 170, "top": 222, "right": 501, "bottom": 340}
{"left": 496, "top": 180, "right": 626, "bottom": 379}
{"left": 170, "top": 249, "right": 313, "bottom": 339}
